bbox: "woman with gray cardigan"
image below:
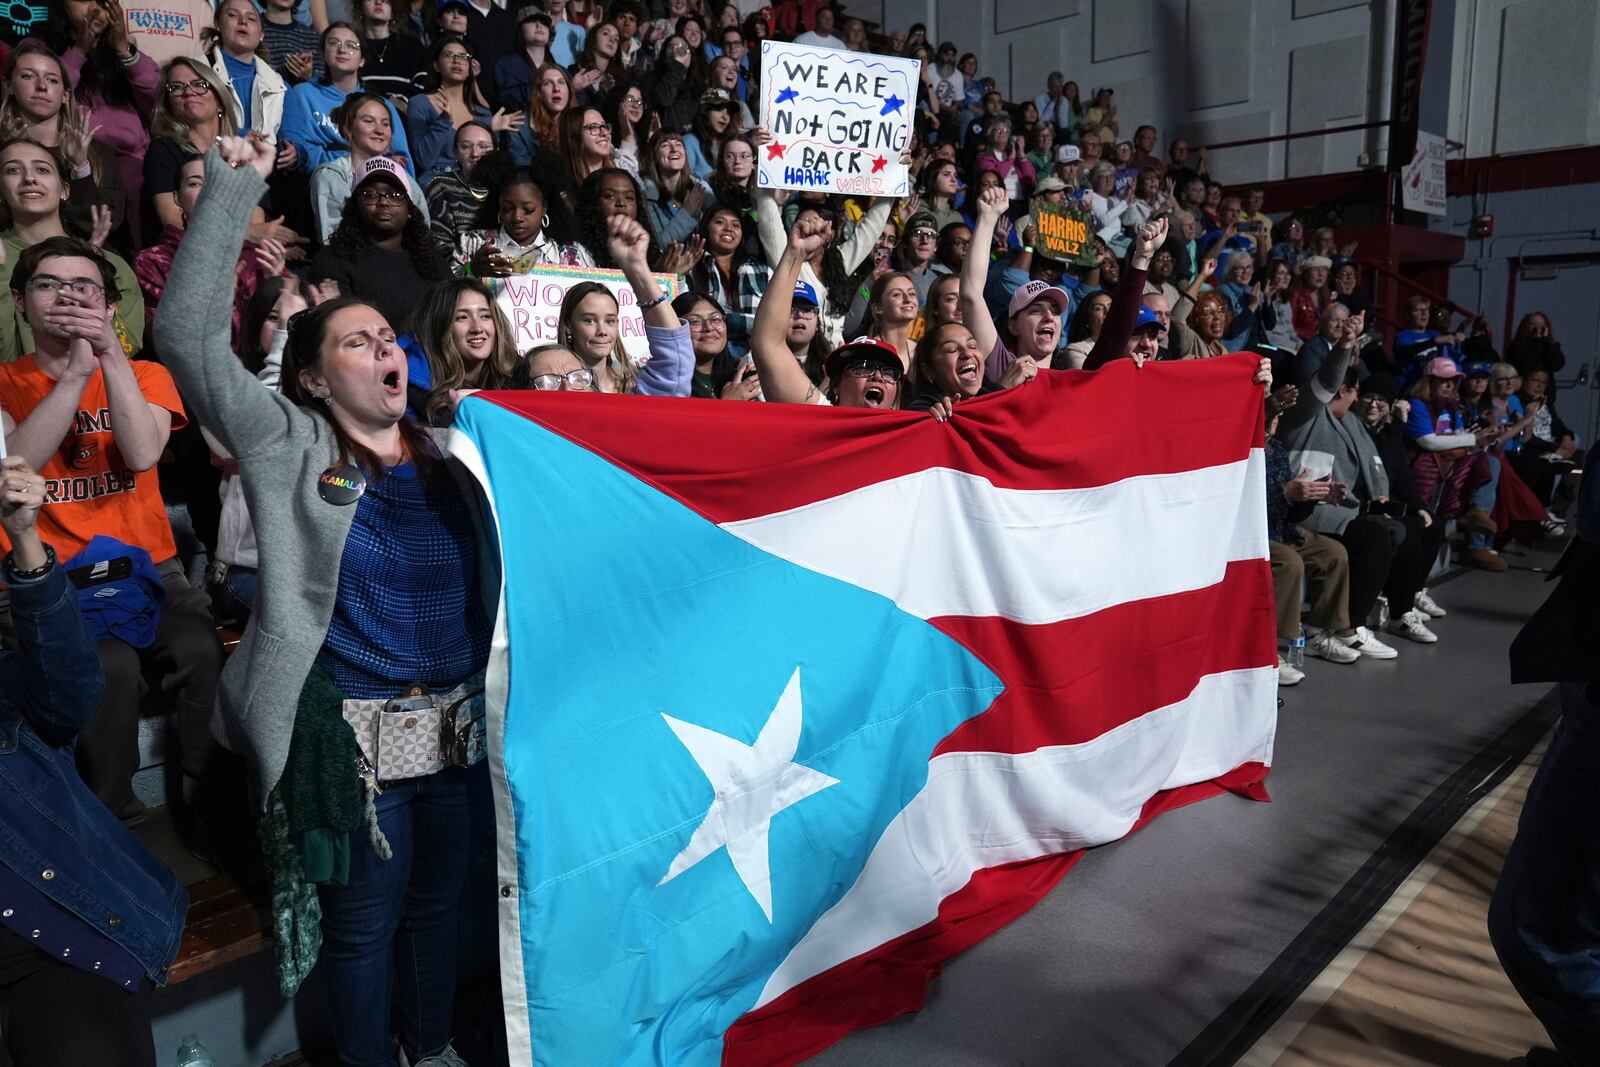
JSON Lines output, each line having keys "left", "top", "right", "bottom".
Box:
{"left": 154, "top": 136, "right": 496, "bottom": 1067}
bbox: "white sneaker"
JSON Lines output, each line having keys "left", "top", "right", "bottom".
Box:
{"left": 1339, "top": 625, "right": 1399, "bottom": 660}
{"left": 1278, "top": 657, "right": 1304, "bottom": 686}
{"left": 1306, "top": 630, "right": 1361, "bottom": 664}
{"left": 1413, "top": 588, "right": 1446, "bottom": 618}
{"left": 1386, "top": 609, "right": 1439, "bottom": 644}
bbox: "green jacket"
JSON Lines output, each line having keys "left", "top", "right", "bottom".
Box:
{"left": 0, "top": 230, "right": 145, "bottom": 363}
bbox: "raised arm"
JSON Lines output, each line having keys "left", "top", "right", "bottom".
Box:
{"left": 837, "top": 194, "right": 896, "bottom": 274}
{"left": 153, "top": 139, "right": 309, "bottom": 460}
{"left": 1084, "top": 215, "right": 1165, "bottom": 370}
{"left": 960, "top": 184, "right": 1007, "bottom": 361}
{"left": 609, "top": 213, "right": 691, "bottom": 397}
{"left": 750, "top": 217, "right": 827, "bottom": 405}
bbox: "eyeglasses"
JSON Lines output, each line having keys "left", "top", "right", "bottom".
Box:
{"left": 581, "top": 122, "right": 610, "bottom": 134}
{"left": 623, "top": 94, "right": 644, "bottom": 106}
{"left": 327, "top": 39, "right": 362, "bottom": 54}
{"left": 358, "top": 186, "right": 408, "bottom": 203}
{"left": 531, "top": 367, "right": 595, "bottom": 390}
{"left": 440, "top": 49, "right": 472, "bottom": 62}
{"left": 723, "top": 151, "right": 753, "bottom": 163}
{"left": 843, "top": 358, "right": 901, "bottom": 382}
{"left": 27, "top": 276, "right": 106, "bottom": 301}
{"left": 165, "top": 78, "right": 213, "bottom": 96}
{"left": 790, "top": 305, "right": 818, "bottom": 319}
{"left": 910, "top": 228, "right": 937, "bottom": 241}
{"left": 685, "top": 313, "right": 725, "bottom": 329}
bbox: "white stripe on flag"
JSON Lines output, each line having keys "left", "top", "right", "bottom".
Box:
{"left": 720, "top": 451, "right": 1268, "bottom": 625}
{"left": 754, "top": 665, "right": 1278, "bottom": 1008}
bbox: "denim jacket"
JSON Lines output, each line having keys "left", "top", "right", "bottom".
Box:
{"left": 0, "top": 559, "right": 188, "bottom": 984}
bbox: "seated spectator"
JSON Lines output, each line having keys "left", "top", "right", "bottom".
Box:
{"left": 406, "top": 277, "right": 518, "bottom": 426}
{"left": 919, "top": 272, "right": 964, "bottom": 336}
{"left": 310, "top": 91, "right": 429, "bottom": 242}
{"left": 1237, "top": 188, "right": 1272, "bottom": 255}
{"left": 1201, "top": 180, "right": 1223, "bottom": 229}
{"left": 1290, "top": 255, "right": 1331, "bottom": 342}
{"left": 1110, "top": 140, "right": 1139, "bottom": 197}
{"left": 1184, "top": 289, "right": 1236, "bottom": 358}
{"left": 406, "top": 34, "right": 521, "bottom": 182}
{"left": 1465, "top": 359, "right": 1558, "bottom": 540}
{"left": 202, "top": 0, "right": 290, "bottom": 148}
{"left": 1155, "top": 254, "right": 1217, "bottom": 361}
{"left": 546, "top": 216, "right": 693, "bottom": 394}
{"left": 570, "top": 22, "right": 623, "bottom": 106}
{"left": 714, "top": 25, "right": 753, "bottom": 102}
{"left": 1084, "top": 86, "right": 1117, "bottom": 144}
{"left": 455, "top": 164, "right": 591, "bottom": 274}
{"left": 925, "top": 42, "right": 964, "bottom": 130}
{"left": 641, "top": 128, "right": 712, "bottom": 247}
{"left": 1258, "top": 258, "right": 1301, "bottom": 351}
{"left": 961, "top": 90, "right": 1007, "bottom": 159}
{"left": 547, "top": 0, "right": 589, "bottom": 68}
{"left": 676, "top": 292, "right": 750, "bottom": 400}
{"left": 934, "top": 221, "right": 970, "bottom": 275}
{"left": 1394, "top": 294, "right": 1463, "bottom": 384}
{"left": 1269, "top": 215, "right": 1306, "bottom": 270}
{"left": 1201, "top": 196, "right": 1253, "bottom": 264}
{"left": 792, "top": 6, "right": 843, "bottom": 49}
{"left": 705, "top": 57, "right": 754, "bottom": 128}
{"left": 891, "top": 210, "right": 940, "bottom": 302}
{"left": 509, "top": 63, "right": 573, "bottom": 164}
{"left": 683, "top": 91, "right": 740, "bottom": 181}
{"left": 425, "top": 121, "right": 494, "bottom": 247}
{"left": 1122, "top": 167, "right": 1168, "bottom": 233}
{"left": 0, "top": 139, "right": 143, "bottom": 363}
{"left": 1217, "top": 249, "right": 1255, "bottom": 318}
{"left": 0, "top": 453, "right": 187, "bottom": 1067}
{"left": 1024, "top": 121, "right": 1056, "bottom": 178}
{"left": 1083, "top": 162, "right": 1127, "bottom": 239}
{"left": 558, "top": 104, "right": 617, "bottom": 192}
{"left": 920, "top": 159, "right": 964, "bottom": 232}
{"left": 644, "top": 35, "right": 696, "bottom": 134}
{"left": 1329, "top": 257, "right": 1372, "bottom": 320}
{"left": 605, "top": 80, "right": 650, "bottom": 177}
{"left": 1143, "top": 240, "right": 1182, "bottom": 307}
{"left": 1033, "top": 71, "right": 1071, "bottom": 136}
{"left": 706, "top": 133, "right": 755, "bottom": 219}
{"left": 1273, "top": 311, "right": 1406, "bottom": 659}
{"left": 279, "top": 23, "right": 414, "bottom": 177}
{"left": 1513, "top": 366, "right": 1583, "bottom": 512}
{"left": 1354, "top": 371, "right": 1451, "bottom": 631}
{"left": 58, "top": 0, "right": 161, "bottom": 241}
{"left": 687, "top": 205, "right": 769, "bottom": 355}
{"left": 353, "top": 0, "right": 428, "bottom": 104}
{"left": 1402, "top": 356, "right": 1505, "bottom": 571}
{"left": 308, "top": 156, "right": 452, "bottom": 331}
{"left": 1309, "top": 225, "right": 1338, "bottom": 259}
{"left": 576, "top": 166, "right": 700, "bottom": 275}
{"left": 0, "top": 236, "right": 220, "bottom": 818}
{"left": 1130, "top": 124, "right": 1160, "bottom": 169}
{"left": 494, "top": 7, "right": 555, "bottom": 112}
{"left": 975, "top": 114, "right": 1035, "bottom": 205}
{"left": 133, "top": 155, "right": 289, "bottom": 343}
{"left": 1265, "top": 401, "right": 1357, "bottom": 683}
{"left": 857, "top": 271, "right": 921, "bottom": 368}
{"left": 1505, "top": 311, "right": 1564, "bottom": 379}
{"left": 1294, "top": 302, "right": 1356, "bottom": 389}
{"left": 1061, "top": 290, "right": 1110, "bottom": 370}
{"left": 0, "top": 41, "right": 125, "bottom": 246}
{"left": 261, "top": 0, "right": 322, "bottom": 85}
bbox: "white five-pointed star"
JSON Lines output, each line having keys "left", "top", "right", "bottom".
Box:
{"left": 656, "top": 668, "right": 840, "bottom": 922}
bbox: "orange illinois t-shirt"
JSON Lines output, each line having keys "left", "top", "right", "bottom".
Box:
{"left": 0, "top": 356, "right": 188, "bottom": 564}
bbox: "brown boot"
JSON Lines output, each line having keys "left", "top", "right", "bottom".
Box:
{"left": 1459, "top": 508, "right": 1498, "bottom": 537}
{"left": 1464, "top": 547, "right": 1508, "bottom": 572}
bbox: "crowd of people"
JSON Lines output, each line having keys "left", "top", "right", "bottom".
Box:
{"left": 0, "top": 1, "right": 1585, "bottom": 1064}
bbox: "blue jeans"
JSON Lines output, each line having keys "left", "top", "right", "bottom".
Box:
{"left": 1468, "top": 454, "right": 1502, "bottom": 549}
{"left": 1489, "top": 682, "right": 1600, "bottom": 1063}
{"left": 316, "top": 763, "right": 488, "bottom": 1067}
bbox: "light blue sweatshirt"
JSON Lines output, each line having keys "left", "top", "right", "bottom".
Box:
{"left": 279, "top": 79, "right": 415, "bottom": 175}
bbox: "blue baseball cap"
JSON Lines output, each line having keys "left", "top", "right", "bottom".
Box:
{"left": 792, "top": 280, "right": 819, "bottom": 307}
{"left": 1133, "top": 305, "right": 1164, "bottom": 332}
{"left": 1463, "top": 360, "right": 1493, "bottom": 377}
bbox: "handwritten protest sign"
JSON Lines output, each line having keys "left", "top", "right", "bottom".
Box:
{"left": 486, "top": 265, "right": 680, "bottom": 364}
{"left": 123, "top": 0, "right": 213, "bottom": 63}
{"left": 757, "top": 41, "right": 917, "bottom": 197}
{"left": 1034, "top": 203, "right": 1099, "bottom": 267}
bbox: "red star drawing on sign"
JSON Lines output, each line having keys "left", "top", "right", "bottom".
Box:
{"left": 766, "top": 142, "right": 787, "bottom": 161}
{"left": 871, "top": 156, "right": 888, "bottom": 173}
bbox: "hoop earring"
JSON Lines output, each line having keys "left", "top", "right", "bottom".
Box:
{"left": 541, "top": 213, "right": 550, "bottom": 228}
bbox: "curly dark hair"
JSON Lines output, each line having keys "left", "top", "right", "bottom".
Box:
{"left": 574, "top": 167, "right": 662, "bottom": 270}
{"left": 791, "top": 203, "right": 872, "bottom": 318}
{"left": 327, "top": 190, "right": 452, "bottom": 279}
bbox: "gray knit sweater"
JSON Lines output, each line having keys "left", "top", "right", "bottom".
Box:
{"left": 154, "top": 151, "right": 500, "bottom": 805}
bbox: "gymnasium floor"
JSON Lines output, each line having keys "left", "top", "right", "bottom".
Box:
{"left": 817, "top": 541, "right": 1565, "bottom": 1067}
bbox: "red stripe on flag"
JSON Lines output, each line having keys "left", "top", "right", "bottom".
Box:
{"left": 720, "top": 761, "right": 1271, "bottom": 1067}
{"left": 476, "top": 356, "right": 1265, "bottom": 525}
{"left": 931, "top": 559, "right": 1277, "bottom": 757}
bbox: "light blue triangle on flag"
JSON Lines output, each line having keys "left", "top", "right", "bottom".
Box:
{"left": 455, "top": 399, "right": 1004, "bottom": 1066}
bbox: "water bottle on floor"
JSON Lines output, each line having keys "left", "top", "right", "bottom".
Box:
{"left": 174, "top": 1035, "right": 214, "bottom": 1067}
{"left": 1288, "top": 634, "right": 1305, "bottom": 669}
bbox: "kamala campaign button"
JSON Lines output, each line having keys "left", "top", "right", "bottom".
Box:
{"left": 318, "top": 463, "right": 367, "bottom": 505}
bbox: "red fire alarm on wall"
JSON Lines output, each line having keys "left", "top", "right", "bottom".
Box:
{"left": 1471, "top": 214, "right": 1495, "bottom": 238}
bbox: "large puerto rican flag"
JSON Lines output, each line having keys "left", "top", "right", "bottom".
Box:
{"left": 447, "top": 354, "right": 1278, "bottom": 1066}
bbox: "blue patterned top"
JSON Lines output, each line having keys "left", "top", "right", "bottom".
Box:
{"left": 317, "top": 461, "right": 492, "bottom": 700}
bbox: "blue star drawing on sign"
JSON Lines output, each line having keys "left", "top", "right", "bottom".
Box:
{"left": 776, "top": 86, "right": 799, "bottom": 104}
{"left": 880, "top": 94, "right": 905, "bottom": 116}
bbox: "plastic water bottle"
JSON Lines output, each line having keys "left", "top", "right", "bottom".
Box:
{"left": 174, "top": 1036, "right": 214, "bottom": 1067}
{"left": 1287, "top": 634, "right": 1305, "bottom": 669}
